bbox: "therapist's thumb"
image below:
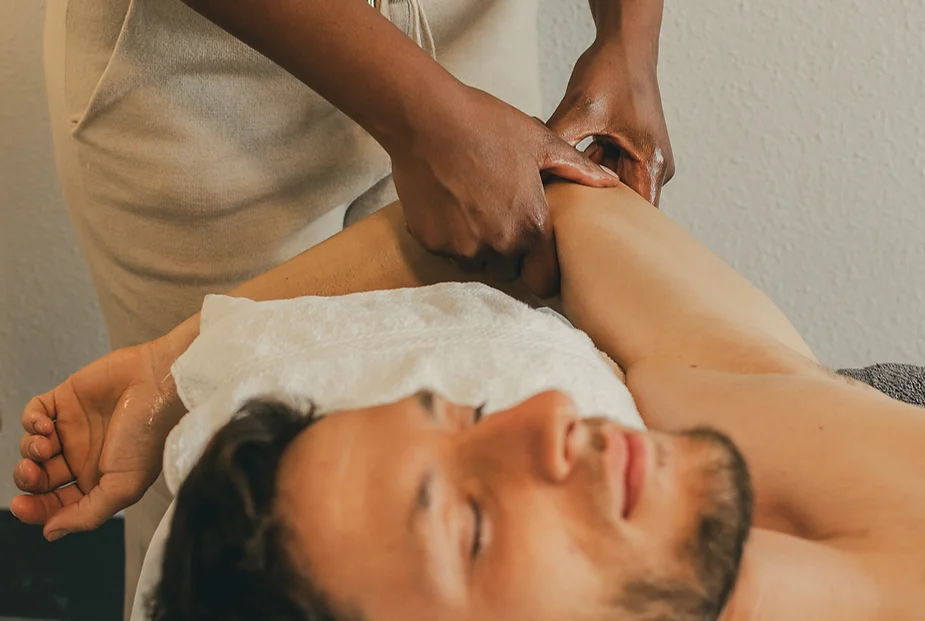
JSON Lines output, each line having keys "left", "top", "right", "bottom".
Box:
{"left": 540, "top": 137, "right": 620, "bottom": 188}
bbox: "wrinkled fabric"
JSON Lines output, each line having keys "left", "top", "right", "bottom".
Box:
{"left": 839, "top": 363, "right": 925, "bottom": 407}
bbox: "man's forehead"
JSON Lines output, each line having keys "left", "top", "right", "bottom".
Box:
{"left": 280, "top": 397, "right": 429, "bottom": 526}
{"left": 278, "top": 398, "right": 442, "bottom": 595}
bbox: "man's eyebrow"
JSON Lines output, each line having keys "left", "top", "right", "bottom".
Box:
{"left": 408, "top": 391, "right": 438, "bottom": 533}
{"left": 415, "top": 390, "right": 436, "bottom": 419}
{"left": 409, "top": 467, "right": 435, "bottom": 533}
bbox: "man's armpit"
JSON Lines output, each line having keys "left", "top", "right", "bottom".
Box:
{"left": 597, "top": 348, "right": 627, "bottom": 383}
{"left": 722, "top": 528, "right": 882, "bottom": 621}
{"left": 819, "top": 364, "right": 884, "bottom": 396}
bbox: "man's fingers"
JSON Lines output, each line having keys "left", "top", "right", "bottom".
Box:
{"left": 9, "top": 483, "right": 82, "bottom": 528}
{"left": 21, "top": 395, "right": 56, "bottom": 435}
{"left": 20, "top": 432, "right": 62, "bottom": 461}
{"left": 10, "top": 494, "right": 54, "bottom": 525}
{"left": 44, "top": 482, "right": 128, "bottom": 538}
{"left": 14, "top": 457, "right": 74, "bottom": 494}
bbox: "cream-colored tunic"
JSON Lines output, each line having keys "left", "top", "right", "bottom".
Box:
{"left": 42, "top": 0, "right": 541, "bottom": 616}
{"left": 44, "top": 0, "right": 542, "bottom": 349}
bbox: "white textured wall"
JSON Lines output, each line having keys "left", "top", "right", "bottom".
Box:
{"left": 2, "top": 0, "right": 924, "bottom": 506}
{"left": 541, "top": 0, "right": 925, "bottom": 367}
{"left": 1, "top": 1, "right": 110, "bottom": 507}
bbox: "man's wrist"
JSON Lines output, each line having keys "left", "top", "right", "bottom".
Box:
{"left": 152, "top": 314, "right": 202, "bottom": 424}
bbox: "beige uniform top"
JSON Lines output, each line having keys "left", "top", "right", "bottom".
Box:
{"left": 43, "top": 2, "right": 542, "bottom": 617}
{"left": 44, "top": 0, "right": 542, "bottom": 349}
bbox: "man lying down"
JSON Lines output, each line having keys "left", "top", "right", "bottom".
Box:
{"left": 13, "top": 183, "right": 925, "bottom": 621}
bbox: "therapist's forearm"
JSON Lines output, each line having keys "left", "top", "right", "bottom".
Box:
{"left": 180, "top": 0, "right": 461, "bottom": 151}
{"left": 589, "top": 0, "right": 664, "bottom": 64}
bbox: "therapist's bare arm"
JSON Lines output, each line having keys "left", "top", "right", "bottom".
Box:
{"left": 547, "top": 183, "right": 925, "bottom": 620}
{"left": 180, "top": 0, "right": 618, "bottom": 295}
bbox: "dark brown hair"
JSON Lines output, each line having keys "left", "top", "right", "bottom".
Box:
{"left": 148, "top": 398, "right": 343, "bottom": 621}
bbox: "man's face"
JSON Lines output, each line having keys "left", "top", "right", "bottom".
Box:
{"left": 276, "top": 391, "right": 752, "bottom": 621}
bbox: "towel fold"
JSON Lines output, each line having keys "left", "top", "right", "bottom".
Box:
{"left": 838, "top": 363, "right": 925, "bottom": 407}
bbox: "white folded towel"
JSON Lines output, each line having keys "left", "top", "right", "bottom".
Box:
{"left": 163, "top": 281, "right": 643, "bottom": 494}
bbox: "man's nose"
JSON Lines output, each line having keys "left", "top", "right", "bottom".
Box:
{"left": 480, "top": 390, "right": 582, "bottom": 483}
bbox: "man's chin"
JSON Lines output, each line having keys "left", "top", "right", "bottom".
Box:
{"left": 684, "top": 427, "right": 754, "bottom": 617}
{"left": 612, "top": 427, "right": 753, "bottom": 620}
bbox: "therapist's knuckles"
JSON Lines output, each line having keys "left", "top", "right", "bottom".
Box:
{"left": 481, "top": 213, "right": 540, "bottom": 255}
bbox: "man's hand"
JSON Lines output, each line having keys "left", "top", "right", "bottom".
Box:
{"left": 547, "top": 39, "right": 674, "bottom": 207}
{"left": 11, "top": 338, "right": 184, "bottom": 541}
{"left": 391, "top": 86, "right": 619, "bottom": 299}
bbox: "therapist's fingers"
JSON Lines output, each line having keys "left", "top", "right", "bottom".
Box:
{"left": 540, "top": 139, "right": 620, "bottom": 189}
{"left": 14, "top": 456, "right": 73, "bottom": 494}
{"left": 583, "top": 141, "right": 605, "bottom": 165}
{"left": 482, "top": 247, "right": 523, "bottom": 283}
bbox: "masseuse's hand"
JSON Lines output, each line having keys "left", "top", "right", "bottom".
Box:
{"left": 547, "top": 40, "right": 674, "bottom": 207}
{"left": 11, "top": 339, "right": 182, "bottom": 541}
{"left": 390, "top": 86, "right": 619, "bottom": 299}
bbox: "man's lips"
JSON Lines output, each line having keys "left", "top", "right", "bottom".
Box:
{"left": 623, "top": 432, "right": 648, "bottom": 518}
{"left": 601, "top": 426, "right": 648, "bottom": 519}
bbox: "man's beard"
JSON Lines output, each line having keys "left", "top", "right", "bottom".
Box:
{"left": 618, "top": 427, "right": 754, "bottom": 621}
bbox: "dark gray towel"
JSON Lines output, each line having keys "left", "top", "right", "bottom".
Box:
{"left": 838, "top": 363, "right": 925, "bottom": 407}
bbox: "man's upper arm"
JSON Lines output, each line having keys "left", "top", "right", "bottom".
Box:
{"left": 226, "top": 202, "right": 541, "bottom": 306}
{"left": 548, "top": 184, "right": 816, "bottom": 373}
{"left": 626, "top": 363, "right": 925, "bottom": 543}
